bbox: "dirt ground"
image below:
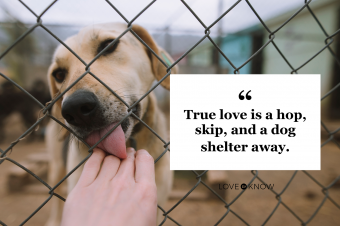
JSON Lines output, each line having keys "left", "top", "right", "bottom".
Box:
{"left": 0, "top": 116, "right": 340, "bottom": 226}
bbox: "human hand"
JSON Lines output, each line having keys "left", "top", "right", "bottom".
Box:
{"left": 60, "top": 147, "right": 157, "bottom": 226}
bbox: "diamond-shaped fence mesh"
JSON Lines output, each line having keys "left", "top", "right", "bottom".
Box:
{"left": 0, "top": 0, "right": 339, "bottom": 225}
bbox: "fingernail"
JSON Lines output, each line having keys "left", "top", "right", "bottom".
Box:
{"left": 127, "top": 147, "right": 136, "bottom": 158}
{"left": 139, "top": 149, "right": 150, "bottom": 156}
{"left": 127, "top": 147, "right": 135, "bottom": 154}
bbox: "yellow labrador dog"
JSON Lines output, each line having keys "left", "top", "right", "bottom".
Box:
{"left": 45, "top": 23, "right": 174, "bottom": 226}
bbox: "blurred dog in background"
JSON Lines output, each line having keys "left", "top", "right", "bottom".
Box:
{"left": 0, "top": 79, "right": 51, "bottom": 142}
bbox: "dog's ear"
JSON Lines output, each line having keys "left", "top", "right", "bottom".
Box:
{"left": 131, "top": 24, "right": 177, "bottom": 90}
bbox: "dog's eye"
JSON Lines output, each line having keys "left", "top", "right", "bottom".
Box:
{"left": 52, "top": 69, "right": 67, "bottom": 83}
{"left": 97, "top": 39, "right": 119, "bottom": 56}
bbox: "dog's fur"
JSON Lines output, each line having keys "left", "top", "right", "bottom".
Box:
{"left": 45, "top": 23, "right": 174, "bottom": 226}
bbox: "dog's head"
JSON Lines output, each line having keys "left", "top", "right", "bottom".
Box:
{"left": 47, "top": 23, "right": 175, "bottom": 157}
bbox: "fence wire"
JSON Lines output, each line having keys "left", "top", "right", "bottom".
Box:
{"left": 0, "top": 0, "right": 340, "bottom": 225}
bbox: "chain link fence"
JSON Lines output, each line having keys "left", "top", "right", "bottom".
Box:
{"left": 0, "top": 0, "right": 340, "bottom": 225}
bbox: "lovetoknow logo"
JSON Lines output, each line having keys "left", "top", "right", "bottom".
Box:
{"left": 219, "top": 183, "right": 274, "bottom": 190}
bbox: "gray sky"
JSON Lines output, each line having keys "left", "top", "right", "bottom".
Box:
{"left": 0, "top": 0, "right": 319, "bottom": 34}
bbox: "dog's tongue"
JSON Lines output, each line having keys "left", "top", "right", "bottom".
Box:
{"left": 86, "top": 123, "right": 127, "bottom": 159}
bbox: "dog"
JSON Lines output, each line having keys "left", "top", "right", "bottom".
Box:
{"left": 45, "top": 23, "right": 175, "bottom": 226}
{"left": 0, "top": 80, "right": 50, "bottom": 142}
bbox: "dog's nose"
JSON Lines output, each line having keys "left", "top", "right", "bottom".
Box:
{"left": 62, "top": 91, "right": 98, "bottom": 126}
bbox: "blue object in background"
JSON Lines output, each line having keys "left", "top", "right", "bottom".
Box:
{"left": 220, "top": 34, "right": 253, "bottom": 74}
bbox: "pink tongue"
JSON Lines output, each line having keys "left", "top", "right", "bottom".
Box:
{"left": 86, "top": 124, "right": 127, "bottom": 159}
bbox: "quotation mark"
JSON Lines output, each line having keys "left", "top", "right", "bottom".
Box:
{"left": 239, "top": 90, "right": 252, "bottom": 100}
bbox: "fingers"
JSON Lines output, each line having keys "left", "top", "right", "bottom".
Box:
{"left": 135, "top": 149, "right": 155, "bottom": 184}
{"left": 77, "top": 148, "right": 154, "bottom": 188}
{"left": 96, "top": 154, "right": 121, "bottom": 182}
{"left": 77, "top": 148, "right": 106, "bottom": 187}
{"left": 114, "top": 147, "right": 136, "bottom": 180}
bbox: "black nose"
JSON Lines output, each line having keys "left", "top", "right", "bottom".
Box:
{"left": 61, "top": 90, "right": 98, "bottom": 126}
